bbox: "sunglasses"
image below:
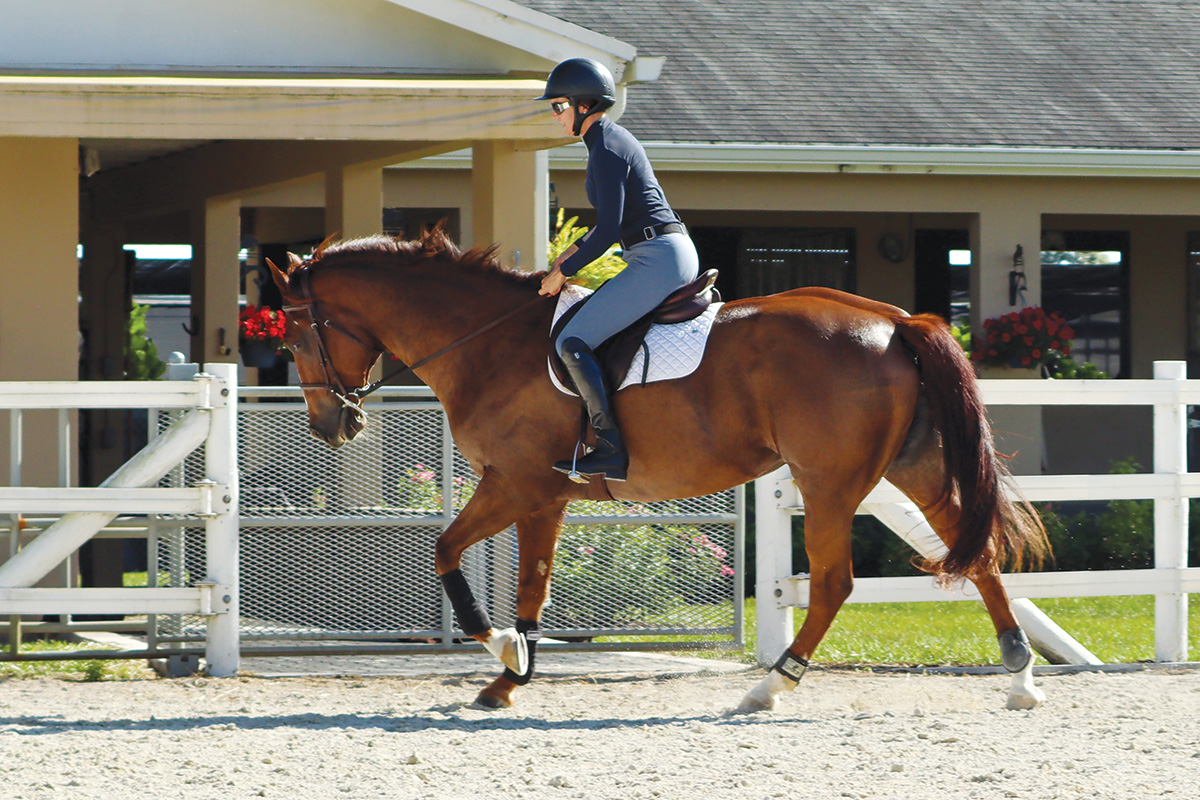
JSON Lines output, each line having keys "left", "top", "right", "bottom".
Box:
{"left": 550, "top": 101, "right": 571, "bottom": 116}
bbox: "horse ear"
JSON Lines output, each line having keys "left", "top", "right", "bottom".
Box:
{"left": 313, "top": 232, "right": 339, "bottom": 260}
{"left": 266, "top": 257, "right": 291, "bottom": 294}
{"left": 287, "top": 251, "right": 304, "bottom": 271}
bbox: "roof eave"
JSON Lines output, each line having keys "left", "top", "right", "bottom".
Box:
{"left": 629, "top": 143, "right": 1200, "bottom": 178}
{"left": 395, "top": 0, "right": 639, "bottom": 78}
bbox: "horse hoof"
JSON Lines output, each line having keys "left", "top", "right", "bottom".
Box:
{"left": 482, "top": 627, "right": 528, "bottom": 675}
{"left": 733, "top": 691, "right": 775, "bottom": 715}
{"left": 1006, "top": 686, "right": 1045, "bottom": 710}
{"left": 474, "top": 690, "right": 513, "bottom": 710}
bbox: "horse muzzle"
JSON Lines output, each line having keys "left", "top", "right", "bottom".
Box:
{"left": 308, "top": 404, "right": 365, "bottom": 448}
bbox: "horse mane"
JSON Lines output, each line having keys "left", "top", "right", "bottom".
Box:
{"left": 301, "top": 225, "right": 542, "bottom": 291}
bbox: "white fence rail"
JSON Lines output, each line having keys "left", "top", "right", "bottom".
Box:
{"left": 0, "top": 364, "right": 239, "bottom": 675}
{"left": 755, "top": 360, "right": 1199, "bottom": 667}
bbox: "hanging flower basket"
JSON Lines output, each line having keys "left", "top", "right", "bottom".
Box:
{"left": 239, "top": 305, "right": 286, "bottom": 368}
{"left": 240, "top": 338, "right": 280, "bottom": 368}
{"left": 972, "top": 306, "right": 1074, "bottom": 373}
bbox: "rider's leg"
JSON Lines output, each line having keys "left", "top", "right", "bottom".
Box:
{"left": 554, "top": 336, "right": 628, "bottom": 481}
{"left": 552, "top": 233, "right": 699, "bottom": 481}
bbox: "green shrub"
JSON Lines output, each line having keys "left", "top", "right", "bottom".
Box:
{"left": 125, "top": 303, "right": 165, "bottom": 380}
{"left": 548, "top": 501, "right": 735, "bottom": 627}
{"left": 548, "top": 209, "right": 627, "bottom": 290}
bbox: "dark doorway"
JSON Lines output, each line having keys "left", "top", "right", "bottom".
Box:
{"left": 1041, "top": 229, "right": 1130, "bottom": 378}
{"left": 690, "top": 226, "right": 741, "bottom": 300}
{"left": 736, "top": 228, "right": 856, "bottom": 299}
{"left": 914, "top": 229, "right": 970, "bottom": 324}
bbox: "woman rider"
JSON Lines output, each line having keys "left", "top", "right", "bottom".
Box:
{"left": 536, "top": 57, "right": 700, "bottom": 483}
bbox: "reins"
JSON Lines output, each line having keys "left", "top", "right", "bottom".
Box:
{"left": 283, "top": 264, "right": 543, "bottom": 406}
{"left": 351, "top": 294, "right": 544, "bottom": 400}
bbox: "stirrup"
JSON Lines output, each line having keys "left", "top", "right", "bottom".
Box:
{"left": 553, "top": 441, "right": 591, "bottom": 484}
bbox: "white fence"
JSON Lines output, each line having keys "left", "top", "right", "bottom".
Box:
{"left": 755, "top": 360, "right": 1200, "bottom": 667}
{"left": 0, "top": 364, "right": 239, "bottom": 675}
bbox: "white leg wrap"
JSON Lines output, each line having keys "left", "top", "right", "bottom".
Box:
{"left": 1005, "top": 659, "right": 1045, "bottom": 710}
{"left": 735, "top": 669, "right": 799, "bottom": 714}
{"left": 481, "top": 627, "right": 528, "bottom": 675}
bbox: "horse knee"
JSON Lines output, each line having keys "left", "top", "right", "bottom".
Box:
{"left": 433, "top": 535, "right": 460, "bottom": 574}
{"left": 813, "top": 569, "right": 854, "bottom": 608}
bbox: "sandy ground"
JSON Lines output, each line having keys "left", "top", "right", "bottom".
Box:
{"left": 1, "top": 665, "right": 1198, "bottom": 800}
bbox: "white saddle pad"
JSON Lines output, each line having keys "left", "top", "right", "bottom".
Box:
{"left": 548, "top": 284, "right": 723, "bottom": 395}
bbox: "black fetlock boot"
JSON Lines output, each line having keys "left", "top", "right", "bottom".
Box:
{"left": 553, "top": 336, "right": 628, "bottom": 482}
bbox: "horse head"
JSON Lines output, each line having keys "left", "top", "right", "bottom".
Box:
{"left": 268, "top": 251, "right": 381, "bottom": 448}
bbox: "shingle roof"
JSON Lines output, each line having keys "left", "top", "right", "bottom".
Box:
{"left": 517, "top": 1, "right": 1200, "bottom": 149}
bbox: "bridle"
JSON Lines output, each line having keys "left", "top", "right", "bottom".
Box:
{"left": 281, "top": 266, "right": 543, "bottom": 410}
{"left": 281, "top": 267, "right": 381, "bottom": 413}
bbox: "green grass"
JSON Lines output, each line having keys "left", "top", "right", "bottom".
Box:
{"left": 602, "top": 595, "right": 1200, "bottom": 667}
{"left": 0, "top": 640, "right": 153, "bottom": 680}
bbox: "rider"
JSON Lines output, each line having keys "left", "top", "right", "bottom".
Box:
{"left": 536, "top": 57, "right": 700, "bottom": 483}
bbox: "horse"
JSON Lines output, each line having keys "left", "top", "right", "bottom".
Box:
{"left": 267, "top": 226, "right": 1049, "bottom": 713}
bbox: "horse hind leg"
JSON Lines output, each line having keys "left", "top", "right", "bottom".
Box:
{"left": 884, "top": 442, "right": 1043, "bottom": 709}
{"left": 737, "top": 486, "right": 858, "bottom": 714}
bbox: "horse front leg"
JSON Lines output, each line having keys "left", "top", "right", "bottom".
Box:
{"left": 475, "top": 502, "right": 569, "bottom": 709}
{"left": 434, "top": 470, "right": 530, "bottom": 677}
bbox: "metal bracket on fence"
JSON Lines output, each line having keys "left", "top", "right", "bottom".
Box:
{"left": 772, "top": 476, "right": 798, "bottom": 510}
{"left": 193, "top": 480, "right": 232, "bottom": 518}
{"left": 196, "top": 582, "right": 232, "bottom": 616}
{"left": 776, "top": 574, "right": 809, "bottom": 609}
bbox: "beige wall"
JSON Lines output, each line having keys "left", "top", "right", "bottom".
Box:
{"left": 256, "top": 162, "right": 1200, "bottom": 380}
{"left": 0, "top": 137, "right": 79, "bottom": 486}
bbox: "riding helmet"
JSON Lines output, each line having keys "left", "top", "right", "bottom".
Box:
{"left": 536, "top": 58, "right": 617, "bottom": 134}
{"left": 535, "top": 57, "right": 617, "bottom": 105}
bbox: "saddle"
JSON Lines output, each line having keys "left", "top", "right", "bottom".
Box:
{"left": 549, "top": 269, "right": 719, "bottom": 394}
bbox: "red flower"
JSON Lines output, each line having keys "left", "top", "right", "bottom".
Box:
{"left": 238, "top": 305, "right": 287, "bottom": 343}
{"left": 973, "top": 306, "right": 1078, "bottom": 372}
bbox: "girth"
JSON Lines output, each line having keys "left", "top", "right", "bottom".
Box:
{"left": 549, "top": 268, "right": 719, "bottom": 393}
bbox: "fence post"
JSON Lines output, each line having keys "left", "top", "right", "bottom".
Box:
{"left": 202, "top": 363, "right": 240, "bottom": 676}
{"left": 1153, "top": 360, "right": 1189, "bottom": 662}
{"left": 755, "top": 466, "right": 795, "bottom": 666}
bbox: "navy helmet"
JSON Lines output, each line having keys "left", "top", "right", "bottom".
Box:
{"left": 536, "top": 58, "right": 617, "bottom": 135}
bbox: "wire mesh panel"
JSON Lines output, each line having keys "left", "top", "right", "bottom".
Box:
{"left": 154, "top": 388, "right": 743, "bottom": 654}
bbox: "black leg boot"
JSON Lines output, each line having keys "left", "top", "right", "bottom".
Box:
{"left": 553, "top": 337, "right": 628, "bottom": 482}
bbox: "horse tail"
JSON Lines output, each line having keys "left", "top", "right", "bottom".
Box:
{"left": 892, "top": 313, "right": 1048, "bottom": 579}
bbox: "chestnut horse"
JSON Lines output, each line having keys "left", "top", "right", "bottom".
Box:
{"left": 268, "top": 228, "right": 1049, "bottom": 713}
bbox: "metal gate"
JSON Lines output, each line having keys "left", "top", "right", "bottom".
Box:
{"left": 153, "top": 385, "right": 743, "bottom": 657}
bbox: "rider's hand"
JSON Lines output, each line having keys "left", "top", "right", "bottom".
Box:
{"left": 539, "top": 265, "right": 569, "bottom": 296}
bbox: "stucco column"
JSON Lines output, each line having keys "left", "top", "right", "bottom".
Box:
{"left": 325, "top": 164, "right": 383, "bottom": 241}
{"left": 0, "top": 138, "right": 79, "bottom": 488}
{"left": 189, "top": 197, "right": 241, "bottom": 364}
{"left": 970, "top": 205, "right": 1045, "bottom": 474}
{"left": 471, "top": 141, "right": 549, "bottom": 272}
{"left": 968, "top": 204, "right": 1042, "bottom": 331}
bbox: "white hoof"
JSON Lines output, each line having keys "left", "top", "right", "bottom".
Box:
{"left": 482, "top": 627, "right": 528, "bottom": 675}
{"left": 734, "top": 671, "right": 797, "bottom": 715}
{"left": 1005, "top": 663, "right": 1045, "bottom": 710}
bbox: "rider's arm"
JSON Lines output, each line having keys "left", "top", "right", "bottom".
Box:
{"left": 558, "top": 149, "right": 627, "bottom": 277}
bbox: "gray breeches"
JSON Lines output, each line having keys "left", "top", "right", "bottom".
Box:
{"left": 555, "top": 232, "right": 700, "bottom": 353}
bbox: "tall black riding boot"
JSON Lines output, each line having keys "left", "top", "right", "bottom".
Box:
{"left": 553, "top": 337, "right": 628, "bottom": 482}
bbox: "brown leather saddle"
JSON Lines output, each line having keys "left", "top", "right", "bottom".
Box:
{"left": 549, "top": 269, "right": 719, "bottom": 394}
